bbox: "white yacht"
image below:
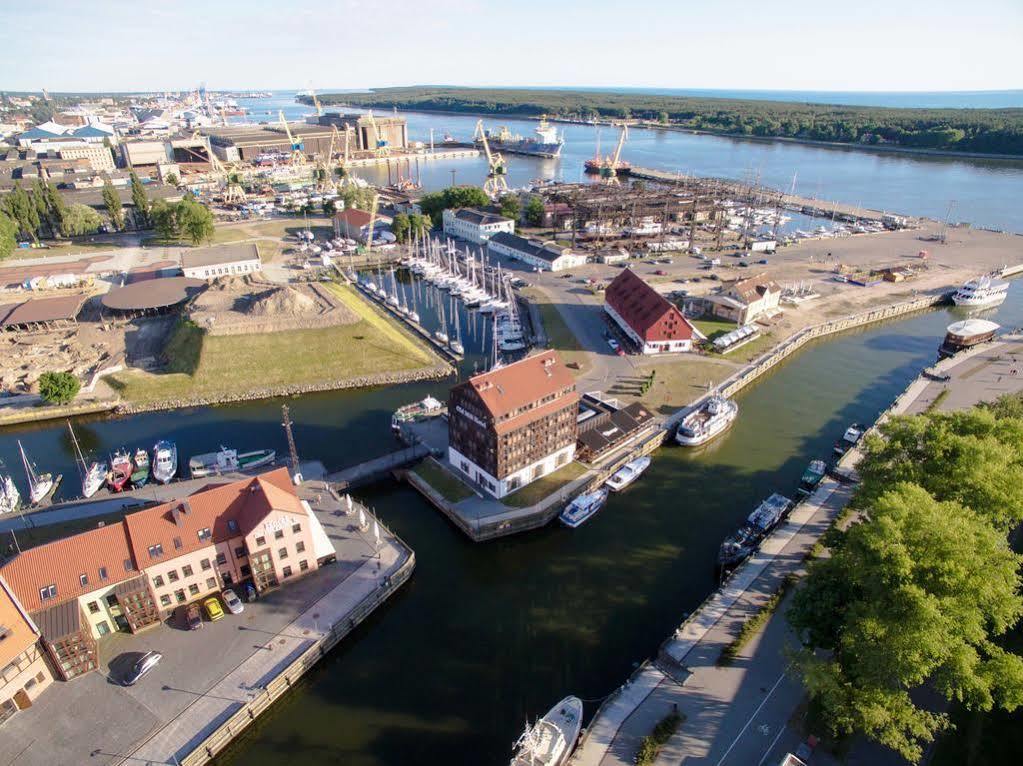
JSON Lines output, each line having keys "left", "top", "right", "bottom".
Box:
{"left": 675, "top": 396, "right": 738, "bottom": 447}
{"left": 0, "top": 473, "right": 20, "bottom": 515}
{"left": 511, "top": 696, "right": 583, "bottom": 766}
{"left": 559, "top": 487, "right": 609, "bottom": 528}
{"left": 952, "top": 275, "right": 1009, "bottom": 308}
{"left": 606, "top": 456, "right": 651, "bottom": 492}
{"left": 152, "top": 440, "right": 178, "bottom": 484}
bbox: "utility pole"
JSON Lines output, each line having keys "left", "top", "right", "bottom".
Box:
{"left": 281, "top": 405, "right": 302, "bottom": 483}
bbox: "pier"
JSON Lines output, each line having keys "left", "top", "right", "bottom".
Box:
{"left": 326, "top": 442, "right": 433, "bottom": 489}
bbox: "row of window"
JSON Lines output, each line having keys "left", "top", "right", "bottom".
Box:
{"left": 152, "top": 554, "right": 222, "bottom": 589}
{"left": 157, "top": 576, "right": 221, "bottom": 607}
{"left": 253, "top": 522, "right": 302, "bottom": 549}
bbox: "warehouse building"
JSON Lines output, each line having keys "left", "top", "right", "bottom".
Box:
{"left": 487, "top": 232, "right": 587, "bottom": 272}
{"left": 604, "top": 269, "right": 700, "bottom": 354}
{"left": 180, "top": 243, "right": 261, "bottom": 280}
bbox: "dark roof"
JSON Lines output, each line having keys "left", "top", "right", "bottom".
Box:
{"left": 449, "top": 208, "right": 511, "bottom": 226}
{"left": 181, "top": 243, "right": 259, "bottom": 270}
{"left": 577, "top": 401, "right": 656, "bottom": 458}
{"left": 488, "top": 232, "right": 567, "bottom": 263}
{"left": 61, "top": 184, "right": 182, "bottom": 209}
{"left": 605, "top": 269, "right": 695, "bottom": 342}
{"left": 31, "top": 600, "right": 83, "bottom": 642}
{"left": 101, "top": 276, "right": 205, "bottom": 311}
{"left": 0, "top": 294, "right": 86, "bottom": 327}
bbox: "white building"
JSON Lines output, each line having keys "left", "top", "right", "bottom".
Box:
{"left": 181, "top": 243, "right": 262, "bottom": 280}
{"left": 487, "top": 232, "right": 587, "bottom": 272}
{"left": 442, "top": 208, "right": 515, "bottom": 245}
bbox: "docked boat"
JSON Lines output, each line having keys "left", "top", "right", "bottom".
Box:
{"left": 152, "top": 440, "right": 178, "bottom": 484}
{"left": 0, "top": 472, "right": 20, "bottom": 515}
{"left": 511, "top": 696, "right": 583, "bottom": 766}
{"left": 833, "top": 423, "right": 865, "bottom": 456}
{"left": 68, "top": 421, "right": 105, "bottom": 498}
{"left": 746, "top": 493, "right": 793, "bottom": 534}
{"left": 189, "top": 447, "right": 276, "bottom": 478}
{"left": 107, "top": 449, "right": 132, "bottom": 492}
{"left": 798, "top": 459, "right": 827, "bottom": 495}
{"left": 131, "top": 448, "right": 150, "bottom": 487}
{"left": 559, "top": 487, "right": 610, "bottom": 528}
{"left": 479, "top": 117, "right": 564, "bottom": 159}
{"left": 717, "top": 526, "right": 759, "bottom": 569}
{"left": 675, "top": 396, "right": 738, "bottom": 447}
{"left": 391, "top": 395, "right": 446, "bottom": 433}
{"left": 18, "top": 441, "right": 57, "bottom": 505}
{"left": 951, "top": 275, "right": 1009, "bottom": 308}
{"left": 938, "top": 318, "right": 1000, "bottom": 358}
{"left": 606, "top": 456, "right": 651, "bottom": 492}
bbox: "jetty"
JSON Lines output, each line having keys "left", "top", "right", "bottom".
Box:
{"left": 326, "top": 442, "right": 433, "bottom": 489}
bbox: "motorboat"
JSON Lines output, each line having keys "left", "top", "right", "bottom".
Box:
{"left": 675, "top": 396, "right": 738, "bottom": 447}
{"left": 606, "top": 456, "right": 651, "bottom": 492}
{"left": 746, "top": 493, "right": 793, "bottom": 535}
{"left": 130, "top": 448, "right": 150, "bottom": 487}
{"left": 834, "top": 423, "right": 865, "bottom": 456}
{"left": 559, "top": 487, "right": 610, "bottom": 528}
{"left": 152, "top": 440, "right": 178, "bottom": 484}
{"left": 798, "top": 459, "right": 827, "bottom": 495}
{"left": 107, "top": 449, "right": 132, "bottom": 492}
{"left": 0, "top": 472, "right": 20, "bottom": 515}
{"left": 189, "top": 447, "right": 276, "bottom": 478}
{"left": 952, "top": 275, "right": 1009, "bottom": 308}
{"left": 510, "top": 696, "right": 583, "bottom": 766}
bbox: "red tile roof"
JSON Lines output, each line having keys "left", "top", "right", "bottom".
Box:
{"left": 465, "top": 350, "right": 577, "bottom": 421}
{"left": 605, "top": 269, "right": 695, "bottom": 343}
{"left": 334, "top": 208, "right": 373, "bottom": 227}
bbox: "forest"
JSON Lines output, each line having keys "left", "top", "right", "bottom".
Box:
{"left": 308, "top": 87, "right": 1023, "bottom": 156}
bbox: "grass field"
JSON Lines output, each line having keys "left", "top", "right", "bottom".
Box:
{"left": 502, "top": 461, "right": 587, "bottom": 508}
{"left": 523, "top": 288, "right": 590, "bottom": 372}
{"left": 413, "top": 459, "right": 473, "bottom": 503}
{"left": 691, "top": 317, "right": 738, "bottom": 341}
{"left": 107, "top": 283, "right": 439, "bottom": 405}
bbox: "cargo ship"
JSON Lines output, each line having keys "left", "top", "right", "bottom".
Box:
{"left": 476, "top": 117, "right": 564, "bottom": 158}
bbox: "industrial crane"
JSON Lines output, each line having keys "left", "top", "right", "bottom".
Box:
{"left": 364, "top": 192, "right": 381, "bottom": 251}
{"left": 312, "top": 91, "right": 323, "bottom": 117}
{"left": 474, "top": 119, "right": 509, "bottom": 198}
{"left": 363, "top": 110, "right": 388, "bottom": 158}
{"left": 278, "top": 110, "right": 306, "bottom": 166}
{"left": 603, "top": 124, "right": 628, "bottom": 185}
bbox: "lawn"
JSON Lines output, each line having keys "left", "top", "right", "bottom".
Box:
{"left": 413, "top": 459, "right": 473, "bottom": 503}
{"left": 107, "top": 284, "right": 440, "bottom": 405}
{"left": 502, "top": 461, "right": 587, "bottom": 508}
{"left": 630, "top": 357, "right": 737, "bottom": 410}
{"left": 691, "top": 317, "right": 738, "bottom": 342}
{"left": 523, "top": 288, "right": 590, "bottom": 372}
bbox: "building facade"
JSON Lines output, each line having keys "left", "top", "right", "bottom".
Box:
{"left": 711, "top": 273, "right": 782, "bottom": 324}
{"left": 180, "top": 243, "right": 262, "bottom": 280}
{"left": 442, "top": 208, "right": 515, "bottom": 245}
{"left": 54, "top": 143, "right": 115, "bottom": 173}
{"left": 487, "top": 232, "right": 587, "bottom": 272}
{"left": 0, "top": 577, "right": 54, "bottom": 728}
{"left": 448, "top": 350, "right": 579, "bottom": 498}
{"left": 604, "top": 269, "right": 699, "bottom": 354}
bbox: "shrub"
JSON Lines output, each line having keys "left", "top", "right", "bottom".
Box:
{"left": 38, "top": 371, "right": 80, "bottom": 405}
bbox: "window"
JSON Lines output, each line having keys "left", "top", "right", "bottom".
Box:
{"left": 216, "top": 552, "right": 227, "bottom": 566}
{"left": 124, "top": 558, "right": 135, "bottom": 572}
{"left": 152, "top": 575, "right": 165, "bottom": 588}
{"left": 79, "top": 573, "right": 89, "bottom": 587}
{"left": 96, "top": 621, "right": 111, "bottom": 637}
{"left": 105, "top": 594, "right": 118, "bottom": 608}
{"left": 278, "top": 547, "right": 288, "bottom": 560}
{"left": 292, "top": 523, "right": 302, "bottom": 534}
{"left": 240, "top": 564, "right": 251, "bottom": 577}
{"left": 98, "top": 566, "right": 108, "bottom": 582}
{"left": 167, "top": 570, "right": 179, "bottom": 583}
{"left": 200, "top": 558, "right": 211, "bottom": 571}
{"left": 282, "top": 566, "right": 292, "bottom": 578}
{"left": 87, "top": 601, "right": 100, "bottom": 614}
{"left": 255, "top": 536, "right": 266, "bottom": 547}
{"left": 181, "top": 565, "right": 194, "bottom": 578}
{"left": 159, "top": 594, "right": 171, "bottom": 607}
{"left": 174, "top": 590, "right": 186, "bottom": 604}
{"left": 188, "top": 584, "right": 200, "bottom": 596}
{"left": 299, "top": 559, "right": 309, "bottom": 572}
{"left": 227, "top": 519, "right": 239, "bottom": 534}
{"left": 206, "top": 577, "right": 217, "bottom": 590}
{"left": 173, "top": 536, "right": 183, "bottom": 550}
{"left": 296, "top": 541, "right": 305, "bottom": 554}
{"left": 148, "top": 544, "right": 164, "bottom": 559}
{"left": 274, "top": 529, "right": 284, "bottom": 540}
{"left": 197, "top": 527, "right": 212, "bottom": 542}
{"left": 39, "top": 584, "right": 57, "bottom": 602}
{"left": 234, "top": 546, "right": 246, "bottom": 559}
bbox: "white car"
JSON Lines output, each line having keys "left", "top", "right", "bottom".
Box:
{"left": 221, "top": 589, "right": 244, "bottom": 615}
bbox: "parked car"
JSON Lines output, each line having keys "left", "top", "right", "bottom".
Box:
{"left": 185, "top": 603, "right": 203, "bottom": 630}
{"left": 222, "top": 589, "right": 244, "bottom": 615}
{"left": 122, "top": 651, "right": 162, "bottom": 686}
{"left": 738, "top": 261, "right": 750, "bottom": 268}
{"left": 560, "top": 273, "right": 573, "bottom": 279}
{"left": 203, "top": 596, "right": 225, "bottom": 622}
{"left": 758, "top": 258, "right": 769, "bottom": 265}
{"left": 654, "top": 269, "right": 668, "bottom": 276}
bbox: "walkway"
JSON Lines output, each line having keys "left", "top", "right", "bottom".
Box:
{"left": 326, "top": 443, "right": 432, "bottom": 489}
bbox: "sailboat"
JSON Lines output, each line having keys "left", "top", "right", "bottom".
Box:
{"left": 18, "top": 440, "right": 57, "bottom": 505}
{"left": 434, "top": 299, "right": 449, "bottom": 344}
{"left": 449, "top": 298, "right": 465, "bottom": 355}
{"left": 68, "top": 421, "right": 106, "bottom": 498}
{"left": 0, "top": 465, "right": 21, "bottom": 515}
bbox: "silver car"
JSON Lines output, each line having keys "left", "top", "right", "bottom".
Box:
{"left": 221, "top": 589, "right": 244, "bottom": 615}
{"left": 122, "top": 651, "right": 162, "bottom": 686}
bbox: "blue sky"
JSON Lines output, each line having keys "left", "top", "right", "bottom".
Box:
{"left": 1, "top": 0, "right": 1020, "bottom": 92}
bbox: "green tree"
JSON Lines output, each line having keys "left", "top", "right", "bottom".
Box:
{"left": 175, "top": 198, "right": 215, "bottom": 245}
{"left": 498, "top": 193, "right": 521, "bottom": 221}
{"left": 0, "top": 211, "right": 17, "bottom": 260}
{"left": 525, "top": 195, "right": 545, "bottom": 227}
{"left": 150, "top": 199, "right": 178, "bottom": 241}
{"left": 322, "top": 199, "right": 336, "bottom": 217}
{"left": 61, "top": 204, "right": 103, "bottom": 236}
{"left": 417, "top": 185, "right": 490, "bottom": 221}
{"left": 391, "top": 212, "right": 410, "bottom": 243}
{"left": 789, "top": 483, "right": 1023, "bottom": 763}
{"left": 44, "top": 181, "right": 69, "bottom": 237}
{"left": 37, "top": 371, "right": 81, "bottom": 405}
{"left": 102, "top": 181, "right": 124, "bottom": 231}
{"left": 164, "top": 172, "right": 179, "bottom": 187}
{"left": 658, "top": 111, "right": 670, "bottom": 124}
{"left": 129, "top": 170, "right": 151, "bottom": 227}
{"left": 408, "top": 212, "right": 431, "bottom": 238}
{"left": 2, "top": 183, "right": 40, "bottom": 241}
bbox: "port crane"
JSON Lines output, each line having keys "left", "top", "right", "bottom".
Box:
{"left": 603, "top": 124, "right": 628, "bottom": 185}
{"left": 278, "top": 110, "right": 306, "bottom": 166}
{"left": 474, "top": 119, "right": 509, "bottom": 198}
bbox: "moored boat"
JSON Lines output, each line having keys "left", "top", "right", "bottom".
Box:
{"left": 152, "top": 440, "right": 178, "bottom": 484}
{"left": 107, "top": 449, "right": 132, "bottom": 492}
{"left": 18, "top": 441, "right": 57, "bottom": 505}
{"left": 511, "top": 695, "right": 583, "bottom": 766}
{"left": 675, "top": 396, "right": 738, "bottom": 447}
{"left": 606, "top": 456, "right": 651, "bottom": 492}
{"left": 798, "top": 459, "right": 827, "bottom": 495}
{"left": 938, "top": 318, "right": 999, "bottom": 358}
{"left": 0, "top": 472, "right": 20, "bottom": 515}
{"left": 189, "top": 447, "right": 276, "bottom": 478}
{"left": 747, "top": 493, "right": 793, "bottom": 535}
{"left": 559, "top": 487, "right": 610, "bottom": 528}
{"left": 131, "top": 448, "right": 150, "bottom": 487}
{"left": 833, "top": 423, "right": 865, "bottom": 456}
{"left": 391, "top": 396, "right": 446, "bottom": 433}
{"left": 951, "top": 274, "right": 1009, "bottom": 308}
{"left": 68, "top": 421, "right": 105, "bottom": 498}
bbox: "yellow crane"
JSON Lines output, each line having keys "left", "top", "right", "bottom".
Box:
{"left": 362, "top": 110, "right": 388, "bottom": 158}
{"left": 312, "top": 91, "right": 323, "bottom": 117}
{"left": 603, "top": 124, "right": 629, "bottom": 185}
{"left": 278, "top": 110, "right": 306, "bottom": 166}
{"left": 474, "top": 119, "right": 509, "bottom": 198}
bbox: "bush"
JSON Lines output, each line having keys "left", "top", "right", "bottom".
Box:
{"left": 38, "top": 371, "right": 80, "bottom": 405}
{"left": 635, "top": 710, "right": 683, "bottom": 765}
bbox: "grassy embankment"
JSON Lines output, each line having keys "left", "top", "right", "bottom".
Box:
{"left": 413, "top": 459, "right": 473, "bottom": 503}
{"left": 502, "top": 462, "right": 587, "bottom": 508}
{"left": 107, "top": 282, "right": 440, "bottom": 405}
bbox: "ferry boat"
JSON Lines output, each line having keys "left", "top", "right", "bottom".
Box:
{"left": 951, "top": 275, "right": 1009, "bottom": 308}
{"left": 107, "top": 450, "right": 133, "bottom": 492}
{"left": 798, "top": 459, "right": 827, "bottom": 495}
{"left": 477, "top": 117, "right": 564, "bottom": 159}
{"left": 511, "top": 696, "right": 583, "bottom": 766}
{"left": 833, "top": 424, "right": 865, "bottom": 456}
{"left": 130, "top": 448, "right": 150, "bottom": 488}
{"left": 675, "top": 396, "right": 739, "bottom": 447}
{"left": 606, "top": 456, "right": 651, "bottom": 492}
{"left": 152, "top": 440, "right": 178, "bottom": 484}
{"left": 559, "top": 487, "right": 610, "bottom": 528}
{"left": 0, "top": 472, "right": 20, "bottom": 515}
{"left": 939, "top": 318, "right": 999, "bottom": 358}
{"left": 391, "top": 395, "right": 446, "bottom": 434}
{"left": 189, "top": 447, "right": 276, "bottom": 478}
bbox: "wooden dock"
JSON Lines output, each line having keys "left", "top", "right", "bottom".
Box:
{"left": 326, "top": 443, "right": 432, "bottom": 489}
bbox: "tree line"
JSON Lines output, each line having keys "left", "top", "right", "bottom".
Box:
{"left": 309, "top": 87, "right": 1023, "bottom": 156}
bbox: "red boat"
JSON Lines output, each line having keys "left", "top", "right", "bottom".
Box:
{"left": 107, "top": 449, "right": 132, "bottom": 492}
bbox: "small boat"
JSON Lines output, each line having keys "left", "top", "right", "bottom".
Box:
{"left": 18, "top": 441, "right": 57, "bottom": 505}
{"left": 606, "top": 456, "right": 651, "bottom": 492}
{"left": 107, "top": 449, "right": 132, "bottom": 492}
{"left": 511, "top": 696, "right": 583, "bottom": 766}
{"left": 559, "top": 487, "right": 610, "bottom": 528}
{"left": 798, "top": 459, "right": 827, "bottom": 495}
{"left": 68, "top": 421, "right": 105, "bottom": 498}
{"left": 0, "top": 471, "right": 21, "bottom": 515}
{"left": 152, "top": 440, "right": 178, "bottom": 484}
{"left": 717, "top": 526, "right": 758, "bottom": 569}
{"left": 675, "top": 396, "right": 739, "bottom": 447}
{"left": 951, "top": 274, "right": 1009, "bottom": 308}
{"left": 833, "top": 423, "right": 865, "bottom": 455}
{"left": 131, "top": 448, "right": 150, "bottom": 487}
{"left": 747, "top": 493, "right": 793, "bottom": 534}
{"left": 499, "top": 339, "right": 526, "bottom": 352}
{"left": 939, "top": 318, "right": 999, "bottom": 359}
{"left": 391, "top": 396, "right": 446, "bottom": 433}
{"left": 189, "top": 447, "right": 276, "bottom": 478}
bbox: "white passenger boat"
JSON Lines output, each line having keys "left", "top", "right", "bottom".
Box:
{"left": 559, "top": 487, "right": 609, "bottom": 528}
{"left": 152, "top": 440, "right": 178, "bottom": 484}
{"left": 511, "top": 696, "right": 583, "bottom": 766}
{"left": 675, "top": 396, "right": 738, "bottom": 447}
{"left": 952, "top": 275, "right": 1009, "bottom": 308}
{"left": 189, "top": 447, "right": 276, "bottom": 478}
{"left": 606, "top": 456, "right": 651, "bottom": 492}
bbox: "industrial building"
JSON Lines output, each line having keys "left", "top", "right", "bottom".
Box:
{"left": 604, "top": 269, "right": 699, "bottom": 354}
{"left": 487, "top": 232, "right": 587, "bottom": 272}
{"left": 180, "top": 243, "right": 261, "bottom": 280}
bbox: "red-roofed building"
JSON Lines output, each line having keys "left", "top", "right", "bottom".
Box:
{"left": 0, "top": 575, "right": 55, "bottom": 725}
{"left": 604, "top": 269, "right": 699, "bottom": 354}
{"left": 333, "top": 207, "right": 392, "bottom": 243}
{"left": 448, "top": 350, "right": 579, "bottom": 498}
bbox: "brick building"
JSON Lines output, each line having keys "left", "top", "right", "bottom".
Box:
{"left": 604, "top": 268, "right": 699, "bottom": 354}
{"left": 448, "top": 350, "right": 579, "bottom": 498}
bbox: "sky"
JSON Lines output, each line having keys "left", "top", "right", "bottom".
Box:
{"left": 1, "top": 0, "right": 1020, "bottom": 93}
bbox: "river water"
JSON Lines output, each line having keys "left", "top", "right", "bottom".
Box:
{"left": 3, "top": 93, "right": 1023, "bottom": 765}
